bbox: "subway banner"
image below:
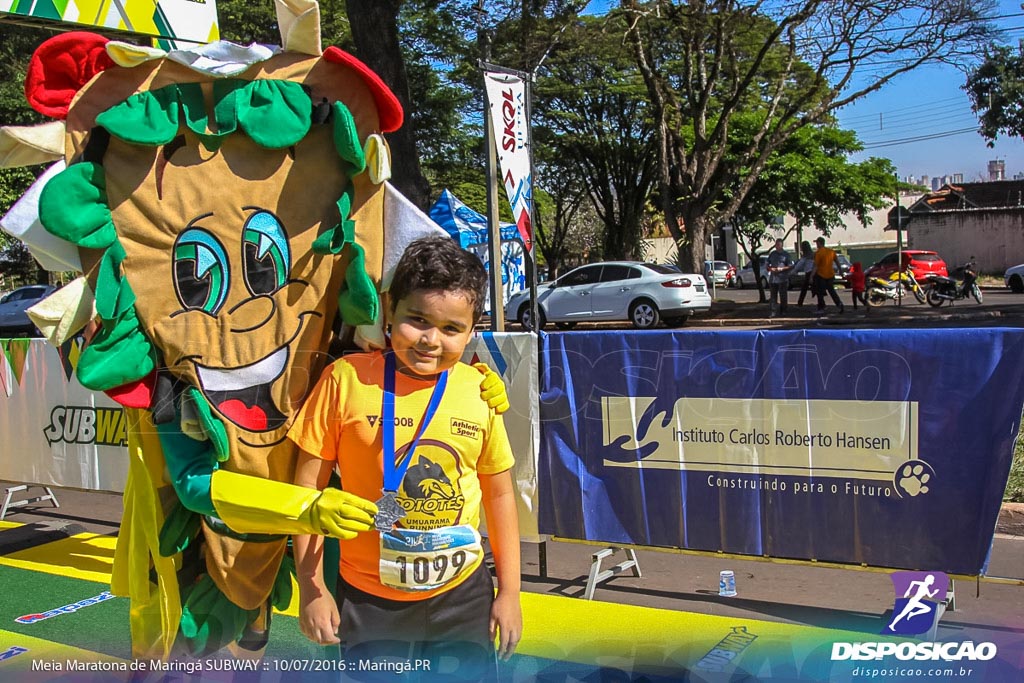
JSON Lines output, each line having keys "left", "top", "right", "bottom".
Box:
{"left": 0, "top": 0, "right": 219, "bottom": 49}
{"left": 0, "top": 338, "right": 129, "bottom": 491}
{"left": 539, "top": 329, "right": 1024, "bottom": 576}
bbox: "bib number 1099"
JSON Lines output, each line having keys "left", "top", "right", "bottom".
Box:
{"left": 396, "top": 550, "right": 467, "bottom": 585}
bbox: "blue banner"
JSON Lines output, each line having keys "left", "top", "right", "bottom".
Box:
{"left": 539, "top": 329, "right": 1024, "bottom": 576}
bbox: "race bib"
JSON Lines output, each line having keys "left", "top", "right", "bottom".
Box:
{"left": 379, "top": 525, "right": 482, "bottom": 592}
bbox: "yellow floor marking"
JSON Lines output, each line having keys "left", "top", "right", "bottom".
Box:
{"left": 0, "top": 532, "right": 116, "bottom": 584}
{"left": 0, "top": 530, "right": 869, "bottom": 677}
{"left": 0, "top": 628, "right": 125, "bottom": 671}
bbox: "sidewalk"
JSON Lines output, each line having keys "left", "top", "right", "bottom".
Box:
{"left": 693, "top": 297, "right": 1018, "bottom": 328}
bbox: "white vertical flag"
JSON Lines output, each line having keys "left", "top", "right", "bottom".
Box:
{"left": 484, "top": 70, "right": 533, "bottom": 252}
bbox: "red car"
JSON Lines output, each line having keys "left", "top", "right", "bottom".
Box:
{"left": 864, "top": 250, "right": 948, "bottom": 282}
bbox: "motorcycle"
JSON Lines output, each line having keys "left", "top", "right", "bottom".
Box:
{"left": 926, "top": 260, "right": 982, "bottom": 307}
{"left": 866, "top": 270, "right": 927, "bottom": 306}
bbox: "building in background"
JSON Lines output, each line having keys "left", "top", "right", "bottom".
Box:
{"left": 988, "top": 159, "right": 1006, "bottom": 182}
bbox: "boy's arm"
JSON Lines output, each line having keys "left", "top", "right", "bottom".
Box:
{"left": 293, "top": 449, "right": 343, "bottom": 645}
{"left": 480, "top": 469, "right": 522, "bottom": 661}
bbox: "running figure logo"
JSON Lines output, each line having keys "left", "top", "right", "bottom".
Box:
{"left": 882, "top": 571, "right": 949, "bottom": 635}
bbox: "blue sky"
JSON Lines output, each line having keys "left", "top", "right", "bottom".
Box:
{"left": 582, "top": 0, "right": 1023, "bottom": 181}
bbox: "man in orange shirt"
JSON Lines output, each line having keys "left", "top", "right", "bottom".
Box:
{"left": 289, "top": 236, "right": 521, "bottom": 678}
{"left": 813, "top": 236, "right": 845, "bottom": 315}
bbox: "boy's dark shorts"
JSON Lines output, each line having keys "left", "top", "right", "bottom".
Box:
{"left": 335, "top": 562, "right": 497, "bottom": 681}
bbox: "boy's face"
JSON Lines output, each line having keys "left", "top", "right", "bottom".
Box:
{"left": 390, "top": 289, "right": 476, "bottom": 377}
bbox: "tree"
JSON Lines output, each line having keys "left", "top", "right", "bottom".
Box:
{"left": 621, "top": 0, "right": 995, "bottom": 273}
{"left": 729, "top": 120, "right": 897, "bottom": 300}
{"left": 964, "top": 44, "right": 1024, "bottom": 145}
{"left": 0, "top": 24, "right": 56, "bottom": 286}
{"left": 532, "top": 155, "right": 602, "bottom": 277}
{"left": 533, "top": 14, "right": 658, "bottom": 261}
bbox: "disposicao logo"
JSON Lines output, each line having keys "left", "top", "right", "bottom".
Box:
{"left": 15, "top": 591, "right": 114, "bottom": 624}
{"left": 883, "top": 571, "right": 948, "bottom": 636}
{"left": 830, "top": 570, "right": 998, "bottom": 664}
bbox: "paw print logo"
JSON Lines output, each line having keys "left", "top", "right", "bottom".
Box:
{"left": 893, "top": 460, "right": 936, "bottom": 498}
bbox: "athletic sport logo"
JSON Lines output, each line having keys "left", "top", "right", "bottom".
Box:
{"left": 883, "top": 571, "right": 949, "bottom": 635}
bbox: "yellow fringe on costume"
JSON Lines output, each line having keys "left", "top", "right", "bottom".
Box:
{"left": 110, "top": 408, "right": 182, "bottom": 661}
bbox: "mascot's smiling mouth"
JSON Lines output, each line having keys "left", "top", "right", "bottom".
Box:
{"left": 194, "top": 346, "right": 289, "bottom": 432}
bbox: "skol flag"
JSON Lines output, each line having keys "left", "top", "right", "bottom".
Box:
{"left": 485, "top": 71, "right": 533, "bottom": 252}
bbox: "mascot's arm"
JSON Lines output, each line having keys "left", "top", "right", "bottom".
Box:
{"left": 475, "top": 362, "right": 510, "bottom": 414}
{"left": 157, "top": 403, "right": 376, "bottom": 538}
{"left": 209, "top": 470, "right": 377, "bottom": 539}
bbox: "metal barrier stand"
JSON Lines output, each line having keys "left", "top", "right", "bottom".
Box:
{"left": 924, "top": 579, "right": 957, "bottom": 642}
{"left": 584, "top": 546, "right": 642, "bottom": 601}
{"left": 0, "top": 484, "right": 60, "bottom": 520}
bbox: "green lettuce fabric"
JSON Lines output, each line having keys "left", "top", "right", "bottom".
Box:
{"left": 184, "top": 387, "right": 230, "bottom": 463}
{"left": 158, "top": 501, "right": 201, "bottom": 557}
{"left": 179, "top": 575, "right": 259, "bottom": 657}
{"left": 311, "top": 188, "right": 355, "bottom": 256}
{"left": 96, "top": 87, "right": 180, "bottom": 146}
{"left": 238, "top": 80, "right": 311, "bottom": 149}
{"left": 95, "top": 80, "right": 312, "bottom": 151}
{"left": 38, "top": 162, "right": 116, "bottom": 250}
{"left": 338, "top": 242, "right": 378, "bottom": 327}
{"left": 76, "top": 306, "right": 157, "bottom": 391}
{"left": 332, "top": 101, "right": 366, "bottom": 175}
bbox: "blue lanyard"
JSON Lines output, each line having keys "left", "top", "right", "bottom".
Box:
{"left": 382, "top": 352, "right": 449, "bottom": 493}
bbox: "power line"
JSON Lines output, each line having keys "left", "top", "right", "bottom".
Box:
{"left": 844, "top": 105, "right": 977, "bottom": 131}
{"left": 839, "top": 95, "right": 966, "bottom": 124}
{"left": 862, "top": 126, "right": 979, "bottom": 149}
{"left": 855, "top": 111, "right": 979, "bottom": 138}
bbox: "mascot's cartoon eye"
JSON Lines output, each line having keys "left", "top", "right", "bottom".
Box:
{"left": 242, "top": 210, "right": 291, "bottom": 296}
{"left": 173, "top": 228, "right": 231, "bottom": 315}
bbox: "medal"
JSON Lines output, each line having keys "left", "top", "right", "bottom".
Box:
{"left": 374, "top": 490, "right": 406, "bottom": 532}
{"left": 375, "top": 352, "right": 449, "bottom": 532}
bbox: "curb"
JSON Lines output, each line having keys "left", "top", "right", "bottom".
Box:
{"left": 997, "top": 503, "right": 1024, "bottom": 536}
{"left": 693, "top": 310, "right": 1004, "bottom": 327}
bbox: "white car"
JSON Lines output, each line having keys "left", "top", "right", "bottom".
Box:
{"left": 1005, "top": 264, "right": 1024, "bottom": 293}
{"left": 504, "top": 261, "right": 711, "bottom": 330}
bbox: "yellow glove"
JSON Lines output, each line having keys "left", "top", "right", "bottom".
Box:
{"left": 308, "top": 488, "right": 378, "bottom": 540}
{"left": 210, "top": 470, "right": 377, "bottom": 538}
{"left": 474, "top": 362, "right": 510, "bottom": 414}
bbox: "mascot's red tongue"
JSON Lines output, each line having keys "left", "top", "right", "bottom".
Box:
{"left": 218, "top": 399, "right": 268, "bottom": 431}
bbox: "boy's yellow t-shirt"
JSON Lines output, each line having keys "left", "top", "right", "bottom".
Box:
{"left": 287, "top": 351, "right": 514, "bottom": 601}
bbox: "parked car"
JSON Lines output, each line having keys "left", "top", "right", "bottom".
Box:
{"left": 735, "top": 254, "right": 769, "bottom": 289}
{"left": 865, "top": 250, "right": 947, "bottom": 282}
{"left": 704, "top": 260, "right": 736, "bottom": 287}
{"left": 0, "top": 284, "right": 56, "bottom": 337}
{"left": 1005, "top": 263, "right": 1024, "bottom": 293}
{"left": 505, "top": 261, "right": 712, "bottom": 330}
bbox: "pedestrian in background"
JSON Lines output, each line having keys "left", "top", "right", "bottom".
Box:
{"left": 848, "top": 262, "right": 867, "bottom": 311}
{"left": 813, "top": 236, "right": 845, "bottom": 315}
{"left": 766, "top": 238, "right": 793, "bottom": 318}
{"left": 793, "top": 241, "right": 816, "bottom": 306}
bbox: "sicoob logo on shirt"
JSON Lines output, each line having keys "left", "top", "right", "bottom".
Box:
{"left": 397, "top": 440, "right": 466, "bottom": 529}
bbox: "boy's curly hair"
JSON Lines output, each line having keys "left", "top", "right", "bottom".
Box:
{"left": 389, "top": 236, "right": 488, "bottom": 322}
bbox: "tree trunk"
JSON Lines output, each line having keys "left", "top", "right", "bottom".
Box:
{"left": 345, "top": 0, "right": 431, "bottom": 209}
{"left": 679, "top": 204, "right": 708, "bottom": 274}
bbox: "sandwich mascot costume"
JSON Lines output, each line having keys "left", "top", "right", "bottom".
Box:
{"left": 0, "top": 0, "right": 508, "bottom": 659}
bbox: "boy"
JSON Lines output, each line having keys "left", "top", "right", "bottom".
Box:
{"left": 289, "top": 236, "right": 521, "bottom": 676}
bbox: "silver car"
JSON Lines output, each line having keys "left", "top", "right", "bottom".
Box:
{"left": 0, "top": 284, "right": 56, "bottom": 337}
{"left": 504, "top": 261, "right": 711, "bottom": 330}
